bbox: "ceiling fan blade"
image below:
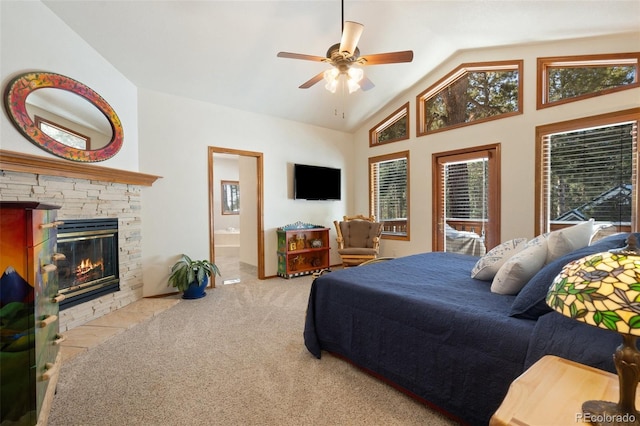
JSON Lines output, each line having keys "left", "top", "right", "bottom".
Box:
{"left": 339, "top": 21, "right": 364, "bottom": 56}
{"left": 359, "top": 50, "right": 414, "bottom": 65}
{"left": 299, "top": 71, "right": 325, "bottom": 89}
{"left": 360, "top": 76, "right": 375, "bottom": 91}
{"left": 277, "top": 52, "right": 328, "bottom": 62}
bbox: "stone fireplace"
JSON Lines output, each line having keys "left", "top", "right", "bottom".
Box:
{"left": 0, "top": 150, "right": 160, "bottom": 331}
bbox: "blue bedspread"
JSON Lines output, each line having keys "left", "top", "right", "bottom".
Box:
{"left": 304, "top": 252, "right": 536, "bottom": 425}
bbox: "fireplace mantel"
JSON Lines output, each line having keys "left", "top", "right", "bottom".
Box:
{"left": 0, "top": 149, "right": 161, "bottom": 186}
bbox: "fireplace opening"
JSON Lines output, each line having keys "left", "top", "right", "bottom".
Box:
{"left": 56, "top": 218, "right": 119, "bottom": 310}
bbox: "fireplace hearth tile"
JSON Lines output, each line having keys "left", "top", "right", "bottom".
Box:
{"left": 60, "top": 346, "right": 87, "bottom": 363}
{"left": 61, "top": 325, "right": 124, "bottom": 351}
{"left": 117, "top": 298, "right": 181, "bottom": 316}
{"left": 59, "top": 298, "right": 181, "bottom": 364}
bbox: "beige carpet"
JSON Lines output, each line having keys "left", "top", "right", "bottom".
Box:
{"left": 49, "top": 270, "right": 460, "bottom": 426}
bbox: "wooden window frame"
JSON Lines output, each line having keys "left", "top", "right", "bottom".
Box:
{"left": 432, "top": 144, "right": 501, "bottom": 252}
{"left": 537, "top": 52, "right": 640, "bottom": 110}
{"left": 35, "top": 115, "right": 91, "bottom": 150}
{"left": 369, "top": 102, "right": 410, "bottom": 147}
{"left": 416, "top": 60, "right": 523, "bottom": 137}
{"left": 535, "top": 108, "right": 640, "bottom": 236}
{"left": 369, "top": 151, "right": 410, "bottom": 241}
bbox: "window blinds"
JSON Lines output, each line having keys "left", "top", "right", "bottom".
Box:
{"left": 542, "top": 121, "right": 637, "bottom": 228}
{"left": 371, "top": 157, "right": 408, "bottom": 231}
{"left": 444, "top": 158, "right": 488, "bottom": 225}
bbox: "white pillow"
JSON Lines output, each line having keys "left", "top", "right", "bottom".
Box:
{"left": 491, "top": 235, "right": 549, "bottom": 295}
{"left": 471, "top": 238, "right": 528, "bottom": 280}
{"left": 546, "top": 219, "right": 595, "bottom": 264}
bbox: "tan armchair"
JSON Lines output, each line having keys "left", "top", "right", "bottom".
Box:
{"left": 334, "top": 215, "right": 383, "bottom": 267}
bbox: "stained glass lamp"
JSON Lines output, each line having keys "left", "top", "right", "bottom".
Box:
{"left": 546, "top": 234, "right": 640, "bottom": 426}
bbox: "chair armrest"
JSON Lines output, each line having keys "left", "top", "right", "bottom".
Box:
{"left": 334, "top": 220, "right": 345, "bottom": 249}
{"left": 372, "top": 236, "right": 380, "bottom": 250}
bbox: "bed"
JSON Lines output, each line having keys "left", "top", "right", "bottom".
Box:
{"left": 304, "top": 232, "right": 632, "bottom": 425}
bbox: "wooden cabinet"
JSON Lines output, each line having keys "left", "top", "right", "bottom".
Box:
{"left": 490, "top": 355, "right": 639, "bottom": 426}
{"left": 277, "top": 222, "right": 330, "bottom": 278}
{"left": 1, "top": 202, "right": 64, "bottom": 426}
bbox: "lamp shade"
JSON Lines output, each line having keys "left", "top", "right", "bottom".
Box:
{"left": 546, "top": 250, "right": 640, "bottom": 335}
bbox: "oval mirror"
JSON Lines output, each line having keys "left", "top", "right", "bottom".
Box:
{"left": 3, "top": 71, "right": 123, "bottom": 162}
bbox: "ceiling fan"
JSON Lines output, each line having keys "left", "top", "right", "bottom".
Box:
{"left": 277, "top": 1, "right": 413, "bottom": 93}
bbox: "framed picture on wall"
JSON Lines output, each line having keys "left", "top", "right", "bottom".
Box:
{"left": 221, "top": 180, "right": 240, "bottom": 215}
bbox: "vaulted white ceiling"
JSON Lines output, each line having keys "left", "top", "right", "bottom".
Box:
{"left": 43, "top": 0, "right": 640, "bottom": 133}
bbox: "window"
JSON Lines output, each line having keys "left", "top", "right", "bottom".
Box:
{"left": 369, "top": 151, "right": 409, "bottom": 240}
{"left": 536, "top": 108, "right": 639, "bottom": 235}
{"left": 537, "top": 53, "right": 639, "bottom": 109}
{"left": 369, "top": 102, "right": 409, "bottom": 147}
{"left": 417, "top": 61, "right": 522, "bottom": 136}
{"left": 35, "top": 115, "right": 90, "bottom": 150}
{"left": 433, "top": 145, "right": 501, "bottom": 253}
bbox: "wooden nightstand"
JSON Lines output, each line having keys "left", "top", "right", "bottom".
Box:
{"left": 491, "top": 355, "right": 640, "bottom": 426}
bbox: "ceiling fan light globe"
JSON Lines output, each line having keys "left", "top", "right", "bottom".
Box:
{"left": 347, "top": 79, "right": 361, "bottom": 94}
{"left": 347, "top": 67, "right": 364, "bottom": 83}
{"left": 325, "top": 81, "right": 338, "bottom": 93}
{"left": 323, "top": 68, "right": 340, "bottom": 93}
{"left": 325, "top": 79, "right": 338, "bottom": 93}
{"left": 323, "top": 68, "right": 339, "bottom": 82}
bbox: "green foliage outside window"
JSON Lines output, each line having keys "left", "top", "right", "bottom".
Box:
{"left": 370, "top": 103, "right": 409, "bottom": 146}
{"left": 424, "top": 69, "right": 519, "bottom": 132}
{"left": 378, "top": 115, "right": 407, "bottom": 143}
{"left": 547, "top": 66, "right": 636, "bottom": 103}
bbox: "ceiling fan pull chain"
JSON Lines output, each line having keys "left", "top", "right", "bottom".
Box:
{"left": 341, "top": 0, "right": 344, "bottom": 34}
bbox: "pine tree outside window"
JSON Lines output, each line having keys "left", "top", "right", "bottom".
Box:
{"left": 417, "top": 61, "right": 522, "bottom": 136}
{"left": 370, "top": 103, "right": 409, "bottom": 147}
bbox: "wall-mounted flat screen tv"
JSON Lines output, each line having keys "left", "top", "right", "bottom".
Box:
{"left": 294, "top": 164, "right": 341, "bottom": 200}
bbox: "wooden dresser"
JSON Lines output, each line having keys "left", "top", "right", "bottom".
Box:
{"left": 1, "top": 202, "right": 65, "bottom": 426}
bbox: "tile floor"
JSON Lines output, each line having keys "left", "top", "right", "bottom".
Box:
{"left": 59, "top": 297, "right": 181, "bottom": 363}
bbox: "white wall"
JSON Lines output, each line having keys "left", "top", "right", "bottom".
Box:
{"left": 0, "top": 1, "right": 139, "bottom": 171}
{"left": 352, "top": 32, "right": 640, "bottom": 259}
{"left": 238, "top": 155, "right": 258, "bottom": 266}
{"left": 138, "top": 88, "right": 353, "bottom": 295}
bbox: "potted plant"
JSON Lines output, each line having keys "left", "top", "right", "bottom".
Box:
{"left": 168, "top": 254, "right": 221, "bottom": 299}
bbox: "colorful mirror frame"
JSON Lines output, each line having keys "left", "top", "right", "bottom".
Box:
{"left": 4, "top": 71, "right": 123, "bottom": 162}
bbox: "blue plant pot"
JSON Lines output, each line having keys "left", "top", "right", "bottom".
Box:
{"left": 182, "top": 276, "right": 208, "bottom": 300}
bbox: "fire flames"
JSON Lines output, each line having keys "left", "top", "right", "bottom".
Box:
{"left": 75, "top": 258, "right": 104, "bottom": 283}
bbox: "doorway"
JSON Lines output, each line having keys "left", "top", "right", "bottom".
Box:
{"left": 432, "top": 144, "right": 501, "bottom": 254}
{"left": 208, "top": 147, "right": 265, "bottom": 282}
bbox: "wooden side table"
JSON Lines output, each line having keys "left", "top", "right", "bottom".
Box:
{"left": 491, "top": 355, "right": 640, "bottom": 426}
